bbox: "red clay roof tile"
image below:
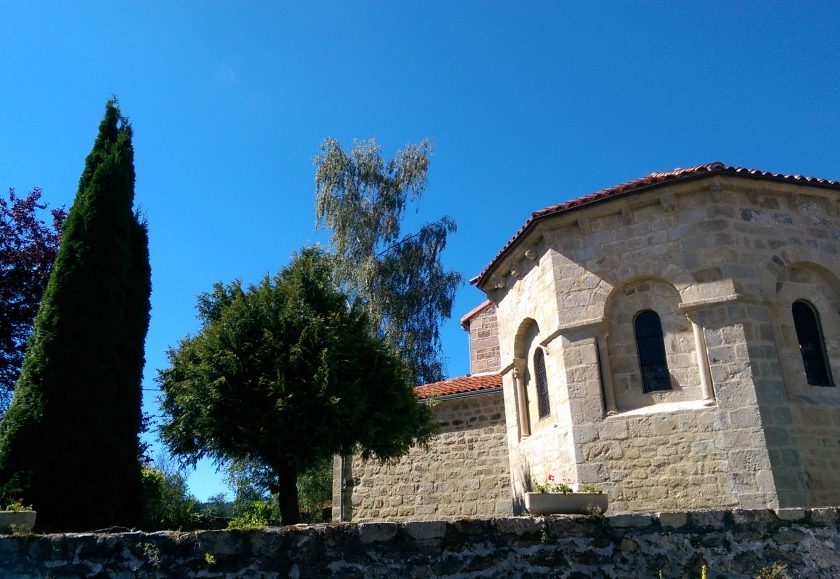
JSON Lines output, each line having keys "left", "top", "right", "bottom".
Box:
{"left": 472, "top": 162, "right": 840, "bottom": 286}
{"left": 415, "top": 373, "right": 502, "bottom": 399}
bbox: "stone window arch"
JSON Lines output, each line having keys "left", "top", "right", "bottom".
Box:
{"left": 604, "top": 278, "right": 697, "bottom": 411}
{"left": 533, "top": 347, "right": 550, "bottom": 419}
{"left": 792, "top": 299, "right": 835, "bottom": 387}
{"left": 634, "top": 309, "right": 672, "bottom": 393}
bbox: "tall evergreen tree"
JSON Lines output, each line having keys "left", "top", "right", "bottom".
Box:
{"left": 0, "top": 100, "right": 150, "bottom": 530}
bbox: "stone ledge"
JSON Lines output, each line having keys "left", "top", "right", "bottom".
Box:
{"left": 1, "top": 508, "right": 839, "bottom": 577}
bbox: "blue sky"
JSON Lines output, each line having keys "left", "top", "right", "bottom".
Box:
{"left": 2, "top": 2, "right": 839, "bottom": 500}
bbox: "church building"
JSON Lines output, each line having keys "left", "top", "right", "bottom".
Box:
{"left": 334, "top": 162, "right": 840, "bottom": 521}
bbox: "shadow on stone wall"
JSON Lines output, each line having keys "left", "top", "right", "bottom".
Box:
{"left": 0, "top": 507, "right": 838, "bottom": 577}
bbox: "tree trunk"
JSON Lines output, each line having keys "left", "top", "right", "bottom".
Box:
{"left": 275, "top": 460, "right": 300, "bottom": 525}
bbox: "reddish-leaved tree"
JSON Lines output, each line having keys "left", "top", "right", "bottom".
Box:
{"left": 0, "top": 188, "right": 65, "bottom": 410}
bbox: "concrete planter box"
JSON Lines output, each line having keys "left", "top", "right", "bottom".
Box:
{"left": 524, "top": 493, "right": 608, "bottom": 515}
{"left": 0, "top": 511, "right": 36, "bottom": 533}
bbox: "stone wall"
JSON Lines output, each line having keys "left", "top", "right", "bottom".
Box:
{"left": 467, "top": 302, "right": 501, "bottom": 374}
{"left": 3, "top": 508, "right": 839, "bottom": 577}
{"left": 337, "top": 391, "right": 511, "bottom": 522}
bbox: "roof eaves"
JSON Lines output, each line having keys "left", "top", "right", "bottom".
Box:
{"left": 424, "top": 386, "right": 503, "bottom": 402}
{"left": 472, "top": 162, "right": 840, "bottom": 288}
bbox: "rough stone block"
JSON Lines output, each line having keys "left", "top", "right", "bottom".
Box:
{"left": 403, "top": 521, "right": 448, "bottom": 544}
{"left": 809, "top": 508, "right": 838, "bottom": 524}
{"left": 774, "top": 508, "right": 806, "bottom": 522}
{"left": 492, "top": 517, "right": 543, "bottom": 537}
{"left": 657, "top": 511, "right": 688, "bottom": 528}
{"left": 609, "top": 514, "right": 654, "bottom": 528}
{"left": 689, "top": 510, "right": 727, "bottom": 529}
{"left": 358, "top": 523, "right": 398, "bottom": 544}
{"left": 599, "top": 420, "right": 629, "bottom": 441}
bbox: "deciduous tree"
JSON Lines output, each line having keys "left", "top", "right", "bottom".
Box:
{"left": 159, "top": 247, "right": 434, "bottom": 524}
{"left": 0, "top": 100, "right": 150, "bottom": 530}
{"left": 0, "top": 188, "right": 65, "bottom": 411}
{"left": 314, "top": 138, "right": 461, "bottom": 385}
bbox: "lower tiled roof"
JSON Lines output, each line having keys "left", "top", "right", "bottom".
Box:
{"left": 415, "top": 373, "right": 502, "bottom": 399}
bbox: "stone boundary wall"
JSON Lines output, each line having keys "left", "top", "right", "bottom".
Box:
{"left": 2, "top": 508, "right": 839, "bottom": 577}
{"left": 340, "top": 391, "right": 511, "bottom": 522}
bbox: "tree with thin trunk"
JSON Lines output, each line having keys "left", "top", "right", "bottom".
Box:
{"left": 314, "top": 137, "right": 461, "bottom": 386}
{"left": 159, "top": 247, "right": 435, "bottom": 524}
{"left": 0, "top": 100, "right": 150, "bottom": 530}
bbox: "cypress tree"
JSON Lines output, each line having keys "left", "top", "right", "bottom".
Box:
{"left": 0, "top": 100, "right": 150, "bottom": 530}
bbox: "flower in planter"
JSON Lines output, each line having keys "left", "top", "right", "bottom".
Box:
{"left": 532, "top": 474, "right": 573, "bottom": 494}
{"left": 2, "top": 498, "right": 34, "bottom": 512}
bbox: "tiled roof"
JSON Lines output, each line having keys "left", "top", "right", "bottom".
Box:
{"left": 459, "top": 299, "right": 493, "bottom": 329}
{"left": 415, "top": 373, "right": 502, "bottom": 399}
{"left": 472, "top": 162, "right": 840, "bottom": 286}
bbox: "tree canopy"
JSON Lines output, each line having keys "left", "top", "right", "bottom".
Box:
{"left": 314, "top": 138, "right": 461, "bottom": 385}
{"left": 0, "top": 100, "right": 150, "bottom": 530}
{"left": 159, "top": 247, "right": 435, "bottom": 524}
{"left": 0, "top": 188, "right": 65, "bottom": 411}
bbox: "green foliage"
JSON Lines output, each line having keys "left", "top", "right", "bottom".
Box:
{"left": 159, "top": 247, "right": 435, "bottom": 524}
{"left": 578, "top": 483, "right": 604, "bottom": 494}
{"left": 140, "top": 465, "right": 199, "bottom": 531}
{"left": 0, "top": 99, "right": 150, "bottom": 530}
{"left": 314, "top": 137, "right": 461, "bottom": 385}
{"left": 227, "top": 500, "right": 273, "bottom": 529}
{"left": 2, "top": 499, "right": 33, "bottom": 512}
{"left": 297, "top": 456, "right": 333, "bottom": 523}
{"left": 532, "top": 475, "right": 573, "bottom": 494}
{"left": 199, "top": 492, "right": 232, "bottom": 520}
{"left": 223, "top": 459, "right": 280, "bottom": 522}
{"left": 137, "top": 542, "right": 162, "bottom": 569}
{"left": 223, "top": 455, "right": 330, "bottom": 523}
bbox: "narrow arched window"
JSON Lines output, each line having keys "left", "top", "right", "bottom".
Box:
{"left": 792, "top": 300, "right": 834, "bottom": 386}
{"left": 534, "top": 347, "right": 551, "bottom": 419}
{"left": 634, "top": 310, "right": 671, "bottom": 392}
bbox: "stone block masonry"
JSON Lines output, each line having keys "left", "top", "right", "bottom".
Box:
{"left": 467, "top": 302, "right": 501, "bottom": 374}
{"left": 340, "top": 391, "right": 511, "bottom": 522}
{"left": 486, "top": 174, "right": 840, "bottom": 515}
{"left": 2, "top": 508, "right": 838, "bottom": 577}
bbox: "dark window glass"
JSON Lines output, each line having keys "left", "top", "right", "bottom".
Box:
{"left": 634, "top": 310, "right": 671, "bottom": 392}
{"left": 534, "top": 348, "right": 550, "bottom": 419}
{"left": 792, "top": 300, "right": 834, "bottom": 386}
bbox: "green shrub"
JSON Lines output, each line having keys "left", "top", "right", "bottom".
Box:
{"left": 140, "top": 466, "right": 198, "bottom": 530}
{"left": 227, "top": 500, "right": 273, "bottom": 529}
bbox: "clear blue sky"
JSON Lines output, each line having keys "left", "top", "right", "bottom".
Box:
{"left": 2, "top": 2, "right": 839, "bottom": 500}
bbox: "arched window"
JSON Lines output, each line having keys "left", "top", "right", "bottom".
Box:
{"left": 634, "top": 310, "right": 671, "bottom": 392}
{"left": 792, "top": 300, "right": 834, "bottom": 387}
{"left": 533, "top": 347, "right": 551, "bottom": 419}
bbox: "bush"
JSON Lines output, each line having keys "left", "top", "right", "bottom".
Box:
{"left": 140, "top": 466, "right": 198, "bottom": 530}
{"left": 227, "top": 500, "right": 274, "bottom": 529}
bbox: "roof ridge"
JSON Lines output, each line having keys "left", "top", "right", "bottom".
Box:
{"left": 472, "top": 162, "right": 840, "bottom": 286}
{"left": 414, "top": 372, "right": 503, "bottom": 399}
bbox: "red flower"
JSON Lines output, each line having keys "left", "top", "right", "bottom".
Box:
{"left": 547, "top": 474, "right": 554, "bottom": 481}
